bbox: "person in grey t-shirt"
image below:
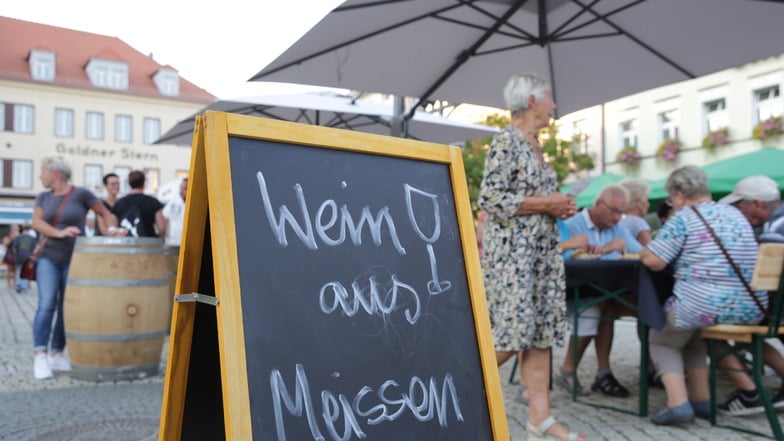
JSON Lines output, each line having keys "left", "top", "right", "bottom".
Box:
{"left": 30, "top": 156, "right": 126, "bottom": 381}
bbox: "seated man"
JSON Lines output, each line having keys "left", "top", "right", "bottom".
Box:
{"left": 556, "top": 184, "right": 643, "bottom": 398}
{"left": 716, "top": 175, "right": 784, "bottom": 415}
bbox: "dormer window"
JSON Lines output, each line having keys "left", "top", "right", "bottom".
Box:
{"left": 86, "top": 58, "right": 129, "bottom": 91}
{"left": 29, "top": 49, "right": 56, "bottom": 82}
{"left": 153, "top": 68, "right": 179, "bottom": 97}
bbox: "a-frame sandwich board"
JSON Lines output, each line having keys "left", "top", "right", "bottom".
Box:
{"left": 158, "top": 111, "right": 509, "bottom": 441}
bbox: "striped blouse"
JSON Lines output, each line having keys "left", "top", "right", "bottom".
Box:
{"left": 646, "top": 202, "right": 764, "bottom": 329}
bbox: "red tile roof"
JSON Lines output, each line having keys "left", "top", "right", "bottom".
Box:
{"left": 0, "top": 16, "right": 215, "bottom": 104}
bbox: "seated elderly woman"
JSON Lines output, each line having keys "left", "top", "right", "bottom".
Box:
{"left": 640, "top": 165, "right": 765, "bottom": 425}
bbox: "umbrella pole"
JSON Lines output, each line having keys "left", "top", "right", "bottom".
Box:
{"left": 390, "top": 95, "right": 407, "bottom": 138}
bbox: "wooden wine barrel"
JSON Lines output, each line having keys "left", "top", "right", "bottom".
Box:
{"left": 163, "top": 245, "right": 180, "bottom": 331}
{"left": 64, "top": 237, "right": 168, "bottom": 382}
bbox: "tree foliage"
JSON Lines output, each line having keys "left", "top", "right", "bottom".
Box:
{"left": 462, "top": 114, "right": 595, "bottom": 214}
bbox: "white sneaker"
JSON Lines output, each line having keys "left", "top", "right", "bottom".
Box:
{"left": 34, "top": 353, "right": 53, "bottom": 380}
{"left": 48, "top": 352, "right": 71, "bottom": 372}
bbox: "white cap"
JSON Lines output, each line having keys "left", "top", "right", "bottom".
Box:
{"left": 718, "top": 175, "right": 781, "bottom": 205}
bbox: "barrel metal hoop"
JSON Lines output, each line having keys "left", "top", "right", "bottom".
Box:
{"left": 70, "top": 362, "right": 160, "bottom": 374}
{"left": 67, "top": 278, "right": 168, "bottom": 287}
{"left": 65, "top": 330, "right": 167, "bottom": 342}
{"left": 73, "top": 246, "right": 163, "bottom": 254}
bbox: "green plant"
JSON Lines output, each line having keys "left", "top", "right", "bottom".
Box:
{"left": 702, "top": 128, "right": 730, "bottom": 151}
{"left": 616, "top": 145, "right": 641, "bottom": 168}
{"left": 460, "top": 114, "right": 595, "bottom": 213}
{"left": 656, "top": 138, "right": 682, "bottom": 163}
{"left": 752, "top": 116, "right": 784, "bottom": 143}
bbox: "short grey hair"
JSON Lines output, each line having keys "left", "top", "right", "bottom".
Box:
{"left": 41, "top": 156, "right": 72, "bottom": 181}
{"left": 665, "top": 165, "right": 710, "bottom": 199}
{"left": 596, "top": 184, "right": 630, "bottom": 205}
{"left": 503, "top": 73, "right": 551, "bottom": 114}
{"left": 619, "top": 178, "right": 650, "bottom": 204}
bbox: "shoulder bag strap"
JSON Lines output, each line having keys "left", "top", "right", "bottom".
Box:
{"left": 32, "top": 186, "right": 76, "bottom": 258}
{"left": 689, "top": 205, "right": 767, "bottom": 317}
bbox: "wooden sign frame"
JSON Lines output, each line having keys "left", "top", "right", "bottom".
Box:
{"left": 158, "top": 111, "right": 508, "bottom": 440}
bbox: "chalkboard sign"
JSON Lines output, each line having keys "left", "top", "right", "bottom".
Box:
{"left": 159, "top": 112, "right": 507, "bottom": 441}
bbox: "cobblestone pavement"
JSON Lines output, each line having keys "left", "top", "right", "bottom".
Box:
{"left": 0, "top": 284, "right": 780, "bottom": 440}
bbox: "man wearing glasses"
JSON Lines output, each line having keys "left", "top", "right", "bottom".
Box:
{"left": 554, "top": 184, "right": 643, "bottom": 399}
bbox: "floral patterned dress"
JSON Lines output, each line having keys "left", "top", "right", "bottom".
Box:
{"left": 478, "top": 126, "right": 566, "bottom": 351}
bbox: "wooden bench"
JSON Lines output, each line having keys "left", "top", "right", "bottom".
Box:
{"left": 701, "top": 242, "right": 784, "bottom": 440}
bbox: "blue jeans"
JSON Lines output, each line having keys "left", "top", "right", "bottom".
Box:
{"left": 32, "top": 257, "right": 69, "bottom": 352}
{"left": 15, "top": 265, "right": 29, "bottom": 291}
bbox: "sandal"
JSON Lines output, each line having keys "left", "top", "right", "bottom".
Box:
{"left": 526, "top": 416, "right": 587, "bottom": 441}
{"left": 514, "top": 384, "right": 528, "bottom": 406}
{"left": 591, "top": 372, "right": 629, "bottom": 398}
{"left": 554, "top": 368, "right": 590, "bottom": 396}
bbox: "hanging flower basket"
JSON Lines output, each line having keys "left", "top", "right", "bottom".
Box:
{"left": 752, "top": 116, "right": 784, "bottom": 144}
{"left": 656, "top": 139, "right": 682, "bottom": 164}
{"left": 702, "top": 128, "right": 730, "bottom": 152}
{"left": 616, "top": 146, "right": 642, "bottom": 169}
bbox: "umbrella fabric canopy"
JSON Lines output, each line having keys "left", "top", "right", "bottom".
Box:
{"left": 252, "top": 0, "right": 784, "bottom": 118}
{"left": 702, "top": 147, "right": 784, "bottom": 194}
{"left": 560, "top": 172, "right": 627, "bottom": 208}
{"left": 644, "top": 148, "right": 784, "bottom": 202}
{"left": 156, "top": 92, "right": 497, "bottom": 146}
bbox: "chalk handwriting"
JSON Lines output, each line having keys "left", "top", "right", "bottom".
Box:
{"left": 319, "top": 273, "right": 421, "bottom": 324}
{"left": 270, "top": 364, "right": 463, "bottom": 441}
{"left": 257, "top": 171, "right": 406, "bottom": 254}
{"left": 404, "top": 184, "right": 452, "bottom": 295}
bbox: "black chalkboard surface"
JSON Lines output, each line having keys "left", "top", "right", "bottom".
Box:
{"left": 158, "top": 112, "right": 507, "bottom": 441}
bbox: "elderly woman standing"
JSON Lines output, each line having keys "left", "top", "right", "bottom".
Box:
{"left": 619, "top": 178, "right": 652, "bottom": 245}
{"left": 479, "top": 73, "right": 584, "bottom": 441}
{"left": 641, "top": 165, "right": 764, "bottom": 425}
{"left": 31, "top": 156, "right": 125, "bottom": 380}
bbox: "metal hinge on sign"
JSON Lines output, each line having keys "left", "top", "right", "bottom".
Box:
{"left": 174, "top": 293, "right": 220, "bottom": 306}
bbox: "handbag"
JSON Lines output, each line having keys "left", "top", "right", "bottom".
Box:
{"left": 690, "top": 206, "right": 768, "bottom": 318}
{"left": 22, "top": 187, "right": 75, "bottom": 281}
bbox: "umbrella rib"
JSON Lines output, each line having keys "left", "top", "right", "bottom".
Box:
{"left": 566, "top": 0, "right": 695, "bottom": 78}
{"left": 408, "top": 0, "right": 529, "bottom": 120}
{"left": 250, "top": 2, "right": 466, "bottom": 80}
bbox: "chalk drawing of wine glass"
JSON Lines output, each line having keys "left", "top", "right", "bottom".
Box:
{"left": 404, "top": 184, "right": 451, "bottom": 295}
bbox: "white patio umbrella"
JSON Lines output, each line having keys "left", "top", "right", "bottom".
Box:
{"left": 156, "top": 91, "right": 497, "bottom": 146}
{"left": 251, "top": 0, "right": 784, "bottom": 120}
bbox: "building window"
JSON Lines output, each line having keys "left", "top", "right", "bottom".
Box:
{"left": 55, "top": 108, "right": 74, "bottom": 137}
{"left": 84, "top": 164, "right": 104, "bottom": 194}
{"left": 702, "top": 98, "right": 728, "bottom": 134}
{"left": 85, "top": 58, "right": 129, "bottom": 91}
{"left": 143, "top": 118, "right": 161, "bottom": 144}
{"left": 144, "top": 168, "right": 160, "bottom": 194}
{"left": 86, "top": 112, "right": 104, "bottom": 140}
{"left": 29, "top": 49, "right": 56, "bottom": 82}
{"left": 115, "top": 114, "right": 133, "bottom": 143}
{"left": 2, "top": 104, "right": 35, "bottom": 134}
{"left": 754, "top": 85, "right": 782, "bottom": 123}
{"left": 0, "top": 159, "right": 33, "bottom": 188}
{"left": 114, "top": 166, "right": 131, "bottom": 194}
{"left": 572, "top": 119, "right": 589, "bottom": 154}
{"left": 153, "top": 69, "right": 180, "bottom": 97}
{"left": 658, "top": 108, "right": 680, "bottom": 142}
{"left": 619, "top": 119, "right": 638, "bottom": 149}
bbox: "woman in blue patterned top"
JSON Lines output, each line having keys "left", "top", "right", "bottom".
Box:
{"left": 640, "top": 165, "right": 764, "bottom": 425}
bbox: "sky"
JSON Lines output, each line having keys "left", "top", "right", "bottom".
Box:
{"left": 3, "top": 0, "right": 346, "bottom": 99}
